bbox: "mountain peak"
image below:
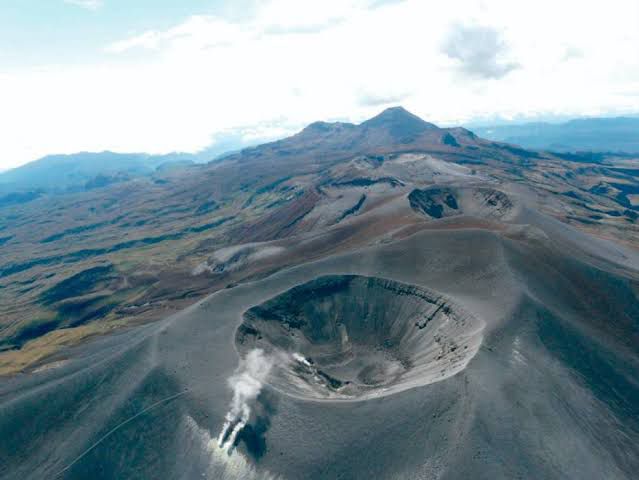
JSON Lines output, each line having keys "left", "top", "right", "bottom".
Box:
{"left": 360, "top": 106, "right": 438, "bottom": 139}
{"left": 302, "top": 120, "right": 355, "bottom": 133}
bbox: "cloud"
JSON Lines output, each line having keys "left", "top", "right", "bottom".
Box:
{"left": 63, "top": 0, "right": 103, "bottom": 10}
{"left": 442, "top": 24, "right": 519, "bottom": 79}
{"left": 562, "top": 46, "right": 584, "bottom": 61}
{"left": 2, "top": 0, "right": 639, "bottom": 169}
{"left": 105, "top": 31, "right": 162, "bottom": 53}
{"left": 358, "top": 91, "right": 410, "bottom": 107}
{"left": 105, "top": 16, "right": 245, "bottom": 54}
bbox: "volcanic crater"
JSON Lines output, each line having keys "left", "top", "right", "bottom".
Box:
{"left": 236, "top": 275, "right": 484, "bottom": 401}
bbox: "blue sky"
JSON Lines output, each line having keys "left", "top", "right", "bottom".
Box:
{"left": 0, "top": 1, "right": 245, "bottom": 67}
{"left": 1, "top": 0, "right": 638, "bottom": 169}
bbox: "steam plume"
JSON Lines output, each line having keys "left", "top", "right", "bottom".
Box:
{"left": 217, "top": 349, "right": 273, "bottom": 452}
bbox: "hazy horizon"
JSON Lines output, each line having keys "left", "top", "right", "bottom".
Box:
{"left": 1, "top": 0, "right": 638, "bottom": 170}
{"left": 3, "top": 109, "right": 639, "bottom": 172}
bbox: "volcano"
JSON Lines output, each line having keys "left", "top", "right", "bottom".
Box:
{"left": 236, "top": 275, "right": 483, "bottom": 401}
{"left": 1, "top": 107, "right": 638, "bottom": 480}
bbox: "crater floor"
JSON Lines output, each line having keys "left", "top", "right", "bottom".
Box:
{"left": 236, "top": 275, "right": 484, "bottom": 400}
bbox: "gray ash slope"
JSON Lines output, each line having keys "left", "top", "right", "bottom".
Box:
{"left": 1, "top": 108, "right": 639, "bottom": 479}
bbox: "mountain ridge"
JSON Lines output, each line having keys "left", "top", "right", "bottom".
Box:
{"left": 474, "top": 116, "right": 639, "bottom": 152}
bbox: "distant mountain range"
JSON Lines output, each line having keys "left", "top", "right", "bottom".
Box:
{"left": 0, "top": 142, "right": 252, "bottom": 196}
{"left": 2, "top": 113, "right": 638, "bottom": 201}
{"left": 0, "top": 151, "right": 197, "bottom": 193}
{"left": 473, "top": 117, "right": 639, "bottom": 153}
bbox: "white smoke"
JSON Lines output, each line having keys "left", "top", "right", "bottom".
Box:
{"left": 185, "top": 415, "right": 282, "bottom": 480}
{"left": 291, "top": 352, "right": 311, "bottom": 367}
{"left": 217, "top": 349, "right": 274, "bottom": 452}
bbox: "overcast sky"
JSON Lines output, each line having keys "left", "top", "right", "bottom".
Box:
{"left": 1, "top": 0, "right": 638, "bottom": 169}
